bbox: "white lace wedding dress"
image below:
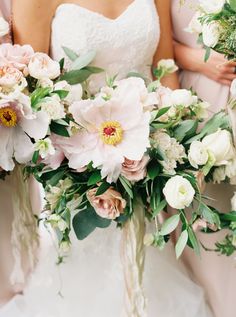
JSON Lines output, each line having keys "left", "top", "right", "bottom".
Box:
{"left": 0, "top": 1, "right": 213, "bottom": 316}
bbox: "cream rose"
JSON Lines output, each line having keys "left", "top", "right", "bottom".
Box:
{"left": 0, "top": 44, "right": 34, "bottom": 70}
{"left": 121, "top": 156, "right": 149, "bottom": 182}
{"left": 188, "top": 141, "right": 209, "bottom": 168}
{"left": 202, "top": 22, "right": 221, "bottom": 48}
{"left": 0, "top": 66, "right": 26, "bottom": 89}
{"left": 0, "top": 17, "right": 9, "bottom": 37}
{"left": 157, "top": 59, "right": 178, "bottom": 74}
{"left": 28, "top": 53, "right": 60, "bottom": 80}
{"left": 202, "top": 129, "right": 235, "bottom": 166}
{"left": 163, "top": 175, "right": 195, "bottom": 209}
{"left": 170, "top": 89, "right": 197, "bottom": 107}
{"left": 87, "top": 187, "right": 126, "bottom": 220}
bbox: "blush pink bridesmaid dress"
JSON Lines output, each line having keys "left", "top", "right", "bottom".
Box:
{"left": 171, "top": 1, "right": 236, "bottom": 317}
{"left": 0, "top": 0, "right": 41, "bottom": 307}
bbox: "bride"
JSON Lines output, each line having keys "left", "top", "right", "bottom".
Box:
{"left": 2, "top": 0, "right": 213, "bottom": 316}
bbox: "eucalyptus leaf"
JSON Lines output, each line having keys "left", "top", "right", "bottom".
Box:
{"left": 152, "top": 199, "right": 167, "bottom": 218}
{"left": 60, "top": 69, "right": 92, "bottom": 85}
{"left": 71, "top": 51, "right": 96, "bottom": 70}
{"left": 160, "top": 214, "right": 180, "bottom": 236}
{"left": 188, "top": 227, "right": 201, "bottom": 256}
{"left": 47, "top": 170, "right": 66, "bottom": 187}
{"left": 119, "top": 176, "right": 133, "bottom": 199}
{"left": 175, "top": 230, "right": 188, "bottom": 259}
{"left": 62, "top": 46, "right": 79, "bottom": 61}
{"left": 174, "top": 120, "right": 198, "bottom": 142}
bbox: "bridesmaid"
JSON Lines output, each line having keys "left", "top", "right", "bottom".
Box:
{"left": 0, "top": 0, "right": 41, "bottom": 309}
{"left": 171, "top": 1, "right": 236, "bottom": 317}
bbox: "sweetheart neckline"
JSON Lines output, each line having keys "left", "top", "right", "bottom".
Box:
{"left": 55, "top": 0, "right": 139, "bottom": 22}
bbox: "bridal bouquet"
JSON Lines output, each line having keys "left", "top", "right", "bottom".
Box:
{"left": 0, "top": 43, "right": 102, "bottom": 176}
{"left": 28, "top": 58, "right": 236, "bottom": 258}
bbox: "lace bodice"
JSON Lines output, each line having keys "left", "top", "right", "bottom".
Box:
{"left": 51, "top": 0, "right": 160, "bottom": 92}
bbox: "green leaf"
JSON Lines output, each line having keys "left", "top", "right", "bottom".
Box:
{"left": 59, "top": 58, "right": 65, "bottom": 71}
{"left": 119, "top": 176, "right": 133, "bottom": 199}
{"left": 199, "top": 203, "right": 221, "bottom": 227}
{"left": 50, "top": 121, "right": 70, "bottom": 137}
{"left": 174, "top": 120, "right": 198, "bottom": 142}
{"left": 230, "top": 0, "right": 236, "bottom": 11}
{"left": 31, "top": 87, "right": 51, "bottom": 109}
{"left": 32, "top": 151, "right": 39, "bottom": 164}
{"left": 175, "top": 230, "right": 188, "bottom": 259}
{"left": 152, "top": 199, "right": 167, "bottom": 218}
{"left": 147, "top": 160, "right": 160, "bottom": 180}
{"left": 60, "top": 69, "right": 92, "bottom": 85}
{"left": 84, "top": 66, "right": 104, "bottom": 74}
{"left": 188, "top": 227, "right": 201, "bottom": 256}
{"left": 73, "top": 207, "right": 111, "bottom": 240}
{"left": 160, "top": 214, "right": 180, "bottom": 236}
{"left": 71, "top": 50, "right": 96, "bottom": 70}
{"left": 87, "top": 171, "right": 102, "bottom": 186}
{"left": 155, "top": 107, "right": 171, "bottom": 119}
{"left": 47, "top": 170, "right": 66, "bottom": 187}
{"left": 62, "top": 46, "right": 79, "bottom": 61}
{"left": 204, "top": 47, "right": 211, "bottom": 62}
{"left": 52, "top": 90, "right": 69, "bottom": 99}
{"left": 96, "top": 182, "right": 110, "bottom": 196}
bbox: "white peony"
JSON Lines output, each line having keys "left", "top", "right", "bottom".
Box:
{"left": 231, "top": 192, "right": 236, "bottom": 211}
{"left": 39, "top": 95, "right": 65, "bottom": 121}
{"left": 163, "top": 175, "right": 195, "bottom": 209}
{"left": 188, "top": 141, "right": 209, "bottom": 168}
{"left": 157, "top": 59, "right": 178, "bottom": 74}
{"left": 28, "top": 53, "right": 60, "bottom": 80}
{"left": 202, "top": 129, "right": 235, "bottom": 166}
{"left": 34, "top": 138, "right": 55, "bottom": 159}
{"left": 0, "top": 17, "right": 9, "bottom": 37}
{"left": 170, "top": 89, "right": 197, "bottom": 107}
{"left": 199, "top": 0, "right": 225, "bottom": 14}
{"left": 202, "top": 22, "right": 221, "bottom": 48}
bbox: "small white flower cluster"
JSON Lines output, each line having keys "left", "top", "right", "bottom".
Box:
{"left": 34, "top": 138, "right": 55, "bottom": 159}
{"left": 152, "top": 131, "right": 186, "bottom": 175}
{"left": 45, "top": 178, "right": 73, "bottom": 211}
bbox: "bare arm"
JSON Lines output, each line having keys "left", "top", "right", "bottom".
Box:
{"left": 154, "top": 0, "right": 179, "bottom": 89}
{"left": 12, "top": 0, "right": 58, "bottom": 53}
{"left": 174, "top": 41, "right": 236, "bottom": 87}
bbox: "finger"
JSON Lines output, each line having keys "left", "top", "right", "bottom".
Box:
{"left": 219, "top": 79, "right": 232, "bottom": 86}
{"left": 223, "top": 74, "right": 236, "bottom": 81}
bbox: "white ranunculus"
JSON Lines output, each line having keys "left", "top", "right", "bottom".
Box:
{"left": 202, "top": 22, "right": 221, "bottom": 48}
{"left": 213, "top": 167, "right": 226, "bottom": 184}
{"left": 199, "top": 0, "right": 225, "bottom": 14}
{"left": 157, "top": 59, "right": 178, "bottom": 74}
{"left": 185, "top": 12, "right": 203, "bottom": 34}
{"left": 28, "top": 53, "right": 60, "bottom": 80}
{"left": 231, "top": 192, "right": 236, "bottom": 210}
{"left": 230, "top": 79, "right": 236, "bottom": 98}
{"left": 34, "top": 138, "right": 55, "bottom": 159}
{"left": 163, "top": 175, "right": 195, "bottom": 209}
{"left": 170, "top": 89, "right": 197, "bottom": 107}
{"left": 188, "top": 141, "right": 209, "bottom": 168}
{"left": 54, "top": 80, "right": 83, "bottom": 103}
{"left": 39, "top": 95, "right": 65, "bottom": 121}
{"left": 0, "top": 17, "right": 9, "bottom": 37}
{"left": 202, "top": 129, "right": 235, "bottom": 166}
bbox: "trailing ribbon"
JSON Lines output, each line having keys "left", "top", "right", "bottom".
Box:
{"left": 10, "top": 165, "right": 39, "bottom": 285}
{"left": 121, "top": 200, "right": 147, "bottom": 317}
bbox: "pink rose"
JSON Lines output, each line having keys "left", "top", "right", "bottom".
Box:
{"left": 87, "top": 187, "right": 126, "bottom": 220}
{"left": 121, "top": 156, "right": 149, "bottom": 182}
{"left": 0, "top": 44, "right": 34, "bottom": 70}
{"left": 0, "top": 66, "right": 24, "bottom": 88}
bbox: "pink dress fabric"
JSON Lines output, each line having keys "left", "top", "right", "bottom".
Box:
{"left": 171, "top": 1, "right": 236, "bottom": 317}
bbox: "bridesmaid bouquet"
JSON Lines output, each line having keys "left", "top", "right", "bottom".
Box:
{"left": 0, "top": 43, "right": 102, "bottom": 175}
{"left": 28, "top": 58, "right": 236, "bottom": 258}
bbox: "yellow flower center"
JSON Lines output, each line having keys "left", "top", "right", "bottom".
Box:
{"left": 99, "top": 121, "right": 123, "bottom": 145}
{"left": 0, "top": 107, "right": 18, "bottom": 127}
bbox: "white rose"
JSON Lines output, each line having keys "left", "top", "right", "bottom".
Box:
{"left": 0, "top": 17, "right": 9, "bottom": 37}
{"left": 28, "top": 53, "right": 60, "bottom": 80}
{"left": 163, "top": 175, "right": 195, "bottom": 209}
{"left": 34, "top": 138, "right": 55, "bottom": 159}
{"left": 202, "top": 129, "right": 235, "bottom": 166}
{"left": 199, "top": 0, "right": 225, "bottom": 14}
{"left": 157, "top": 59, "right": 178, "bottom": 74}
{"left": 213, "top": 167, "right": 226, "bottom": 184}
{"left": 231, "top": 192, "right": 236, "bottom": 211}
{"left": 185, "top": 12, "right": 203, "bottom": 34}
{"left": 40, "top": 95, "right": 66, "bottom": 120}
{"left": 170, "top": 89, "right": 196, "bottom": 107}
{"left": 230, "top": 79, "right": 236, "bottom": 98}
{"left": 54, "top": 80, "right": 83, "bottom": 103}
{"left": 188, "top": 141, "right": 209, "bottom": 168}
{"left": 202, "top": 22, "right": 221, "bottom": 48}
